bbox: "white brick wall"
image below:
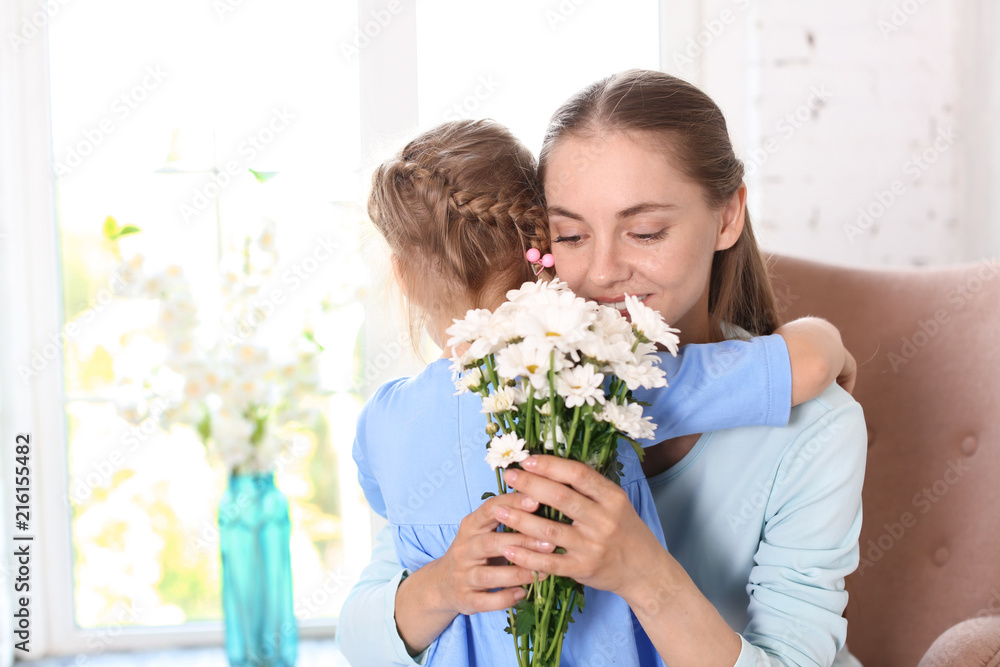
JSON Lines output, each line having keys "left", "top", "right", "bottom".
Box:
{"left": 660, "top": 0, "right": 1000, "bottom": 268}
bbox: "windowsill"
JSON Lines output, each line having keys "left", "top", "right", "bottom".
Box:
{"left": 19, "top": 639, "right": 349, "bottom": 666}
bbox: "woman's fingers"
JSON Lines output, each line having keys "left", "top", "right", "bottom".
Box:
{"left": 502, "top": 463, "right": 601, "bottom": 520}
{"left": 520, "top": 455, "right": 620, "bottom": 501}
{"left": 501, "top": 545, "right": 567, "bottom": 579}
{"left": 469, "top": 528, "right": 556, "bottom": 561}
{"left": 469, "top": 560, "right": 540, "bottom": 590}
{"left": 461, "top": 491, "right": 540, "bottom": 533}
{"left": 492, "top": 505, "right": 575, "bottom": 549}
{"left": 467, "top": 588, "right": 527, "bottom": 614}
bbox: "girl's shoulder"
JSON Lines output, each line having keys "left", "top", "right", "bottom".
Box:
{"left": 362, "top": 358, "right": 454, "bottom": 415}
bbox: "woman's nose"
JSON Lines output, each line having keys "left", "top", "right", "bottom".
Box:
{"left": 587, "top": 240, "right": 630, "bottom": 288}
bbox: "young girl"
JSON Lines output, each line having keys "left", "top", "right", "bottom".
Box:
{"left": 339, "top": 118, "right": 855, "bottom": 666}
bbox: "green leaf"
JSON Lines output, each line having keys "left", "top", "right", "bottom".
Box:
{"left": 480, "top": 491, "right": 496, "bottom": 500}
{"left": 622, "top": 435, "right": 646, "bottom": 462}
{"left": 512, "top": 598, "right": 536, "bottom": 637}
{"left": 196, "top": 410, "right": 212, "bottom": 443}
{"left": 249, "top": 168, "right": 278, "bottom": 183}
{"left": 303, "top": 329, "right": 325, "bottom": 351}
{"left": 117, "top": 224, "right": 142, "bottom": 238}
{"left": 102, "top": 215, "right": 118, "bottom": 240}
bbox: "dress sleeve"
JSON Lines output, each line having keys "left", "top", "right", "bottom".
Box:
{"left": 337, "top": 525, "right": 430, "bottom": 666}
{"left": 739, "top": 397, "right": 867, "bottom": 666}
{"left": 634, "top": 334, "right": 793, "bottom": 442}
{"left": 353, "top": 396, "right": 388, "bottom": 519}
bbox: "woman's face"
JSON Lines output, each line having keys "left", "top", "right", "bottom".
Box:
{"left": 544, "top": 131, "right": 745, "bottom": 345}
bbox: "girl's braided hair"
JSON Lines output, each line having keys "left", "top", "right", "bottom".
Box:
{"left": 368, "top": 119, "right": 549, "bottom": 317}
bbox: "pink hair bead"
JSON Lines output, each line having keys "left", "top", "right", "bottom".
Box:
{"left": 525, "top": 248, "right": 541, "bottom": 263}
{"left": 541, "top": 253, "right": 554, "bottom": 268}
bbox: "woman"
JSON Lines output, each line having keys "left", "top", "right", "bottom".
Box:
{"left": 341, "top": 70, "right": 865, "bottom": 667}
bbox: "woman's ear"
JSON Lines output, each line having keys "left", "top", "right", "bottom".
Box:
{"left": 715, "top": 183, "right": 747, "bottom": 251}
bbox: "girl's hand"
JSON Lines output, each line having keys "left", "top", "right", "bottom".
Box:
{"left": 493, "top": 455, "right": 667, "bottom": 602}
{"left": 394, "top": 491, "right": 555, "bottom": 655}
{"left": 429, "top": 491, "right": 555, "bottom": 615}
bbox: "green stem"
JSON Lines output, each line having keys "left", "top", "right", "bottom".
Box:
{"left": 580, "top": 420, "right": 594, "bottom": 462}
{"left": 544, "top": 586, "right": 574, "bottom": 662}
{"left": 565, "top": 405, "right": 581, "bottom": 455}
{"left": 538, "top": 575, "right": 555, "bottom": 661}
{"left": 509, "top": 606, "right": 525, "bottom": 667}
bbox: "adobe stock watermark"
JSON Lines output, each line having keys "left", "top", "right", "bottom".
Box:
{"left": 213, "top": 0, "right": 248, "bottom": 20}
{"left": 878, "top": 0, "right": 931, "bottom": 39}
{"left": 177, "top": 107, "right": 295, "bottom": 223}
{"left": 295, "top": 566, "right": 350, "bottom": 619}
{"left": 68, "top": 600, "right": 144, "bottom": 665}
{"left": 63, "top": 398, "right": 172, "bottom": 508}
{"left": 726, "top": 413, "right": 845, "bottom": 532}
{"left": 843, "top": 125, "right": 959, "bottom": 243}
{"left": 340, "top": 0, "right": 402, "bottom": 62}
{"left": 442, "top": 75, "right": 501, "bottom": 122}
{"left": 18, "top": 269, "right": 133, "bottom": 382}
{"left": 189, "top": 438, "right": 311, "bottom": 557}
{"left": 8, "top": 0, "right": 72, "bottom": 52}
{"left": 858, "top": 456, "right": 971, "bottom": 576}
{"left": 394, "top": 459, "right": 460, "bottom": 522}
{"left": 888, "top": 258, "right": 998, "bottom": 373}
{"left": 54, "top": 65, "right": 168, "bottom": 177}
{"left": 544, "top": 0, "right": 591, "bottom": 30}
{"left": 227, "top": 235, "right": 341, "bottom": 343}
{"left": 744, "top": 85, "right": 832, "bottom": 178}
{"left": 669, "top": 0, "right": 751, "bottom": 73}
{"left": 359, "top": 328, "right": 413, "bottom": 387}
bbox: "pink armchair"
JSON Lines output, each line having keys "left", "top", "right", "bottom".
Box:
{"left": 769, "top": 255, "right": 1000, "bottom": 666}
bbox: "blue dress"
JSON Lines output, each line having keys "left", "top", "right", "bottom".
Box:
{"left": 346, "top": 336, "right": 793, "bottom": 666}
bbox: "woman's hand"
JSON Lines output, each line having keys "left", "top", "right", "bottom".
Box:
{"left": 497, "top": 454, "right": 742, "bottom": 667}
{"left": 393, "top": 491, "right": 555, "bottom": 656}
{"left": 492, "top": 455, "right": 666, "bottom": 602}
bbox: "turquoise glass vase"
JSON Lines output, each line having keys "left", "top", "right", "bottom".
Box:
{"left": 218, "top": 472, "right": 298, "bottom": 666}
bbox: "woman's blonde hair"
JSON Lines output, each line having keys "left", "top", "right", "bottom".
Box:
{"left": 368, "top": 119, "right": 549, "bottom": 334}
{"left": 539, "top": 69, "right": 778, "bottom": 338}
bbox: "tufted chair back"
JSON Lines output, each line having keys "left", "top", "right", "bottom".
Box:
{"left": 768, "top": 254, "right": 1000, "bottom": 666}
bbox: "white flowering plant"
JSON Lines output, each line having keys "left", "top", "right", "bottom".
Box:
{"left": 448, "top": 278, "right": 680, "bottom": 667}
{"left": 104, "top": 216, "right": 324, "bottom": 475}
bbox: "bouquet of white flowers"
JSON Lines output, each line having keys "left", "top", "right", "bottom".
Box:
{"left": 448, "top": 278, "right": 680, "bottom": 667}
{"left": 105, "top": 217, "right": 324, "bottom": 475}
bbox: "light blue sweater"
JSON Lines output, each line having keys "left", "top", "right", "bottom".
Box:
{"left": 340, "top": 336, "right": 836, "bottom": 666}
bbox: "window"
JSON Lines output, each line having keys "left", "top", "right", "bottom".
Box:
{"left": 3, "top": 0, "right": 661, "bottom": 656}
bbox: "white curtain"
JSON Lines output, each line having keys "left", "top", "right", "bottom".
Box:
{"left": 0, "top": 0, "right": 55, "bottom": 661}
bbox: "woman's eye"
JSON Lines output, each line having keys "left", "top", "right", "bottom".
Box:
{"left": 632, "top": 230, "right": 667, "bottom": 243}
{"left": 553, "top": 235, "right": 584, "bottom": 245}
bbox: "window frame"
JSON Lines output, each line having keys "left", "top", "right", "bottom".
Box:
{"left": 1, "top": 0, "right": 680, "bottom": 655}
{"left": 0, "top": 0, "right": 421, "bottom": 655}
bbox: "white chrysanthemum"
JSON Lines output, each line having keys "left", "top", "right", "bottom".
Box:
{"left": 446, "top": 309, "right": 495, "bottom": 347}
{"left": 578, "top": 335, "right": 634, "bottom": 367}
{"left": 454, "top": 367, "right": 484, "bottom": 395}
{"left": 555, "top": 364, "right": 606, "bottom": 408}
{"left": 612, "top": 358, "right": 668, "bottom": 391}
{"left": 515, "top": 290, "right": 596, "bottom": 352}
{"left": 485, "top": 433, "right": 530, "bottom": 470}
{"left": 541, "top": 420, "right": 567, "bottom": 452}
{"left": 592, "top": 304, "right": 635, "bottom": 341}
{"left": 505, "top": 277, "right": 573, "bottom": 304}
{"left": 597, "top": 400, "right": 656, "bottom": 441}
{"left": 495, "top": 338, "right": 565, "bottom": 389}
{"left": 481, "top": 385, "right": 524, "bottom": 414}
{"left": 625, "top": 294, "right": 680, "bottom": 355}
